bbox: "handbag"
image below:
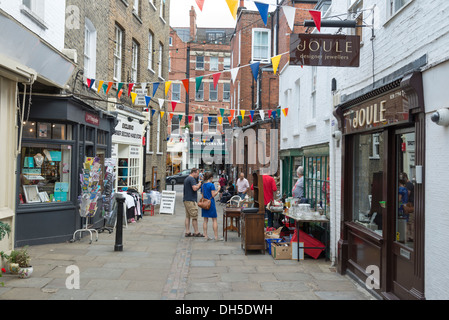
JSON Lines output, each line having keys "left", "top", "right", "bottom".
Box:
{"left": 198, "top": 196, "right": 212, "bottom": 210}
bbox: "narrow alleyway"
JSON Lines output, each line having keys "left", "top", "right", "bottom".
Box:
{"left": 0, "top": 185, "right": 374, "bottom": 300}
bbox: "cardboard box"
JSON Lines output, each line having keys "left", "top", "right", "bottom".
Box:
{"left": 271, "top": 242, "right": 292, "bottom": 260}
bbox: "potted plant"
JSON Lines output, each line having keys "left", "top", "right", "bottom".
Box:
{"left": 15, "top": 246, "right": 33, "bottom": 279}
{"left": 0, "top": 221, "right": 11, "bottom": 242}
{"left": 5, "top": 250, "right": 20, "bottom": 274}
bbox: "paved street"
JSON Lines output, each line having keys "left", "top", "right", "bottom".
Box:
{"left": 0, "top": 185, "right": 374, "bottom": 300}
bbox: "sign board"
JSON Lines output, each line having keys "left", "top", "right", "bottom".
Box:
{"left": 290, "top": 34, "right": 360, "bottom": 67}
{"left": 134, "top": 88, "right": 148, "bottom": 106}
{"left": 85, "top": 112, "right": 100, "bottom": 126}
{"left": 113, "top": 113, "right": 144, "bottom": 145}
{"left": 159, "top": 191, "right": 176, "bottom": 215}
{"left": 342, "top": 89, "right": 410, "bottom": 134}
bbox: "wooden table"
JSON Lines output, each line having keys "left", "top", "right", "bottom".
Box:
{"left": 284, "top": 213, "right": 330, "bottom": 261}
{"left": 223, "top": 207, "right": 241, "bottom": 241}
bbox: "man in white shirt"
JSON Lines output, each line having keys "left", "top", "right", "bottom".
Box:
{"left": 236, "top": 173, "right": 249, "bottom": 200}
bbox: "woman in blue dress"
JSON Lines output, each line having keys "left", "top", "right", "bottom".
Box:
{"left": 201, "top": 172, "right": 223, "bottom": 241}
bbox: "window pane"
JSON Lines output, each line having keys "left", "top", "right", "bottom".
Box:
{"left": 23, "top": 121, "right": 36, "bottom": 138}
{"left": 223, "top": 83, "right": 230, "bottom": 101}
{"left": 353, "top": 133, "right": 384, "bottom": 234}
{"left": 209, "top": 83, "right": 218, "bottom": 101}
{"left": 20, "top": 143, "right": 72, "bottom": 203}
{"left": 52, "top": 124, "right": 66, "bottom": 140}
{"left": 37, "top": 123, "right": 51, "bottom": 139}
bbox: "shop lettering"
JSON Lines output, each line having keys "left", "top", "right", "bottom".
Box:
{"left": 114, "top": 130, "right": 141, "bottom": 140}
{"left": 297, "top": 39, "right": 353, "bottom": 54}
{"left": 175, "top": 305, "right": 209, "bottom": 317}
{"left": 352, "top": 101, "right": 387, "bottom": 129}
{"left": 122, "top": 123, "right": 134, "bottom": 131}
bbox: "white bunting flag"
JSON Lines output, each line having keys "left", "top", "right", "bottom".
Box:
{"left": 282, "top": 6, "right": 296, "bottom": 32}
{"left": 259, "top": 110, "right": 265, "bottom": 121}
{"left": 158, "top": 98, "right": 165, "bottom": 109}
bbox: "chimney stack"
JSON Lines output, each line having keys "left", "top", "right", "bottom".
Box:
{"left": 190, "top": 6, "right": 197, "bottom": 42}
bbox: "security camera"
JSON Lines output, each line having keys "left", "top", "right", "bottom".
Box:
{"left": 332, "top": 130, "right": 342, "bottom": 140}
{"left": 431, "top": 108, "right": 449, "bottom": 126}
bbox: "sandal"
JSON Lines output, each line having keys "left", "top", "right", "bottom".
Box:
{"left": 185, "top": 233, "right": 193, "bottom": 237}
{"left": 193, "top": 233, "right": 205, "bottom": 237}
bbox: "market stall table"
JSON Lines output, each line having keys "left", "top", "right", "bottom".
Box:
{"left": 284, "top": 213, "right": 329, "bottom": 261}
{"left": 223, "top": 207, "right": 241, "bottom": 241}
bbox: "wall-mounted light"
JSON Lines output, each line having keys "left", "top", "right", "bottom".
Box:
{"left": 431, "top": 108, "right": 449, "bottom": 126}
{"left": 332, "top": 130, "right": 342, "bottom": 140}
{"left": 127, "top": 116, "right": 133, "bottom": 122}
{"left": 139, "top": 120, "right": 144, "bottom": 125}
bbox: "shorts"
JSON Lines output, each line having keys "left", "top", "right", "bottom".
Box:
{"left": 184, "top": 201, "right": 199, "bottom": 219}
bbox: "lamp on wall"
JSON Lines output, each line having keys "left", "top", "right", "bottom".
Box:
{"left": 127, "top": 116, "right": 133, "bottom": 122}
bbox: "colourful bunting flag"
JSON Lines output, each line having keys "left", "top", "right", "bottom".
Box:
{"left": 86, "top": 78, "right": 91, "bottom": 87}
{"left": 171, "top": 101, "right": 177, "bottom": 112}
{"left": 230, "top": 109, "right": 235, "bottom": 118}
{"left": 271, "top": 55, "right": 281, "bottom": 75}
{"left": 250, "top": 62, "right": 260, "bottom": 81}
{"left": 276, "top": 109, "right": 281, "bottom": 118}
{"left": 238, "top": 115, "right": 243, "bottom": 123}
{"left": 128, "top": 83, "right": 134, "bottom": 97}
{"left": 250, "top": 110, "right": 255, "bottom": 122}
{"left": 259, "top": 110, "right": 265, "bottom": 121}
{"left": 89, "top": 79, "right": 95, "bottom": 89}
{"left": 230, "top": 68, "right": 239, "bottom": 83}
{"left": 195, "top": 0, "right": 204, "bottom": 11}
{"left": 188, "top": 115, "right": 193, "bottom": 124}
{"left": 182, "top": 79, "right": 189, "bottom": 93}
{"left": 131, "top": 92, "right": 137, "bottom": 104}
{"left": 309, "top": 10, "right": 322, "bottom": 32}
{"left": 118, "top": 89, "right": 123, "bottom": 99}
{"left": 241, "top": 110, "right": 246, "bottom": 118}
{"left": 268, "top": 109, "right": 272, "bottom": 118}
{"left": 218, "top": 116, "right": 223, "bottom": 125}
{"left": 160, "top": 111, "right": 165, "bottom": 119}
{"left": 102, "top": 82, "right": 108, "bottom": 94}
{"left": 208, "top": 116, "right": 212, "bottom": 124}
{"left": 145, "top": 96, "right": 151, "bottom": 107}
{"left": 106, "top": 82, "right": 113, "bottom": 94}
{"left": 117, "top": 83, "right": 124, "bottom": 96}
{"left": 255, "top": 2, "right": 269, "bottom": 26}
{"left": 212, "top": 73, "right": 221, "bottom": 90}
{"left": 97, "top": 80, "right": 104, "bottom": 93}
{"left": 165, "top": 81, "right": 172, "bottom": 96}
{"left": 153, "top": 83, "right": 160, "bottom": 97}
{"left": 195, "top": 76, "right": 203, "bottom": 93}
{"left": 220, "top": 108, "right": 225, "bottom": 117}
{"left": 169, "top": 113, "right": 174, "bottom": 120}
{"left": 228, "top": 116, "right": 233, "bottom": 124}
{"left": 282, "top": 108, "right": 289, "bottom": 116}
{"left": 282, "top": 6, "right": 296, "bottom": 32}
{"left": 151, "top": 109, "right": 156, "bottom": 117}
{"left": 178, "top": 114, "right": 183, "bottom": 122}
{"left": 226, "top": 0, "right": 239, "bottom": 20}
{"left": 158, "top": 98, "right": 165, "bottom": 109}
{"left": 272, "top": 110, "right": 276, "bottom": 119}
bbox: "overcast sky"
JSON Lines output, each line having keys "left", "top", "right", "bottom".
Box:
{"left": 169, "top": 0, "right": 278, "bottom": 28}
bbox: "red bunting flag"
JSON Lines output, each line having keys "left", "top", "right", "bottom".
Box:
{"left": 212, "top": 73, "right": 221, "bottom": 90}
{"left": 230, "top": 109, "right": 235, "bottom": 118}
{"left": 182, "top": 79, "right": 189, "bottom": 93}
{"left": 195, "top": 0, "right": 205, "bottom": 11}
{"left": 282, "top": 108, "right": 289, "bottom": 117}
{"left": 169, "top": 113, "right": 174, "bottom": 120}
{"left": 86, "top": 78, "right": 91, "bottom": 87}
{"left": 188, "top": 115, "right": 193, "bottom": 124}
{"left": 171, "top": 101, "right": 177, "bottom": 112}
{"left": 309, "top": 10, "right": 322, "bottom": 32}
{"left": 128, "top": 83, "right": 134, "bottom": 97}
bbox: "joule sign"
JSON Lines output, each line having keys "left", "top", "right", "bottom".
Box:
{"left": 290, "top": 34, "right": 360, "bottom": 67}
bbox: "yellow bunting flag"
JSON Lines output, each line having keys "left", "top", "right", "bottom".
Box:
{"left": 160, "top": 111, "right": 165, "bottom": 119}
{"left": 226, "top": 0, "right": 239, "bottom": 20}
{"left": 240, "top": 110, "right": 245, "bottom": 118}
{"left": 131, "top": 92, "right": 137, "bottom": 104}
{"left": 282, "top": 108, "right": 289, "bottom": 116}
{"left": 97, "top": 80, "right": 104, "bottom": 93}
{"left": 165, "top": 81, "right": 172, "bottom": 96}
{"left": 218, "top": 116, "right": 223, "bottom": 125}
{"left": 271, "top": 55, "right": 282, "bottom": 75}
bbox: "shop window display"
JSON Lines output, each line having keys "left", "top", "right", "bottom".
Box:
{"left": 20, "top": 143, "right": 71, "bottom": 204}
{"left": 304, "top": 156, "right": 329, "bottom": 215}
{"left": 353, "top": 132, "right": 384, "bottom": 235}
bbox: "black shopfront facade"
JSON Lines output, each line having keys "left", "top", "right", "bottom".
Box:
{"left": 15, "top": 95, "right": 115, "bottom": 246}
{"left": 334, "top": 66, "right": 426, "bottom": 300}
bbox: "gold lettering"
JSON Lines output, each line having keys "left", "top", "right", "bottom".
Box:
{"left": 366, "top": 105, "right": 373, "bottom": 125}
{"left": 297, "top": 41, "right": 306, "bottom": 52}
{"left": 353, "top": 110, "right": 359, "bottom": 128}
{"left": 335, "top": 41, "right": 342, "bottom": 53}
{"left": 346, "top": 41, "right": 353, "bottom": 53}
{"left": 380, "top": 100, "right": 387, "bottom": 122}
{"left": 323, "top": 41, "right": 332, "bottom": 52}
{"left": 309, "top": 40, "right": 320, "bottom": 52}
{"left": 373, "top": 104, "right": 379, "bottom": 123}
{"left": 359, "top": 108, "right": 366, "bottom": 127}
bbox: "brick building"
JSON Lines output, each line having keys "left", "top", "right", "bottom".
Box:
{"left": 65, "top": 0, "right": 171, "bottom": 191}
{"left": 228, "top": 1, "right": 280, "bottom": 183}
{"left": 167, "top": 6, "right": 233, "bottom": 175}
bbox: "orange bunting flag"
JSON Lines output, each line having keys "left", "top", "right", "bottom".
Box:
{"left": 106, "top": 82, "right": 113, "bottom": 94}
{"left": 118, "top": 89, "right": 123, "bottom": 99}
{"left": 226, "top": 0, "right": 239, "bottom": 20}
{"left": 228, "top": 116, "right": 233, "bottom": 124}
{"left": 230, "top": 109, "right": 235, "bottom": 118}
{"left": 169, "top": 113, "right": 174, "bottom": 120}
{"left": 182, "top": 79, "right": 189, "bottom": 93}
{"left": 282, "top": 108, "right": 289, "bottom": 117}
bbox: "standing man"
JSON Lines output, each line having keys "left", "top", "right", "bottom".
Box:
{"left": 236, "top": 172, "right": 250, "bottom": 200}
{"left": 292, "top": 166, "right": 304, "bottom": 200}
{"left": 183, "top": 168, "right": 204, "bottom": 237}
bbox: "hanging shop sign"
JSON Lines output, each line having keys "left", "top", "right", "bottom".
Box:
{"left": 290, "top": 34, "right": 360, "bottom": 67}
{"left": 113, "top": 113, "right": 144, "bottom": 145}
{"left": 342, "top": 89, "right": 410, "bottom": 134}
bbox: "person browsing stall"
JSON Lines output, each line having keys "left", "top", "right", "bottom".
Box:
{"left": 236, "top": 172, "right": 250, "bottom": 200}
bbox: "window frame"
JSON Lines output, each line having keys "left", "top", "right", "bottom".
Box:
{"left": 209, "top": 82, "right": 218, "bottom": 101}
{"left": 251, "top": 28, "right": 271, "bottom": 63}
{"left": 148, "top": 31, "right": 154, "bottom": 72}
{"left": 114, "top": 25, "right": 123, "bottom": 82}
{"left": 223, "top": 82, "right": 231, "bottom": 102}
{"left": 131, "top": 40, "right": 139, "bottom": 83}
{"left": 84, "top": 19, "right": 97, "bottom": 81}
{"left": 171, "top": 83, "right": 181, "bottom": 102}
{"left": 196, "top": 55, "right": 205, "bottom": 70}
{"left": 210, "top": 56, "right": 219, "bottom": 71}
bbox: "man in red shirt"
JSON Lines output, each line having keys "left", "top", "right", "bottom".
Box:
{"left": 251, "top": 175, "right": 278, "bottom": 228}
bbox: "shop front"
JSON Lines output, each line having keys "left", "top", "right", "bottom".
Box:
{"left": 111, "top": 107, "right": 145, "bottom": 193}
{"left": 15, "top": 95, "right": 115, "bottom": 246}
{"left": 334, "top": 71, "right": 425, "bottom": 300}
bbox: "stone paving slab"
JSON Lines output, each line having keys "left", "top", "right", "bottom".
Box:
{"left": 0, "top": 185, "right": 375, "bottom": 301}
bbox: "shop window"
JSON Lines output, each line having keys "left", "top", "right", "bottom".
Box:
{"left": 118, "top": 157, "right": 139, "bottom": 190}
{"left": 97, "top": 130, "right": 107, "bottom": 145}
{"left": 23, "top": 122, "right": 71, "bottom": 140}
{"left": 353, "top": 132, "right": 385, "bottom": 235}
{"left": 20, "top": 143, "right": 72, "bottom": 204}
{"left": 304, "top": 156, "right": 329, "bottom": 214}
